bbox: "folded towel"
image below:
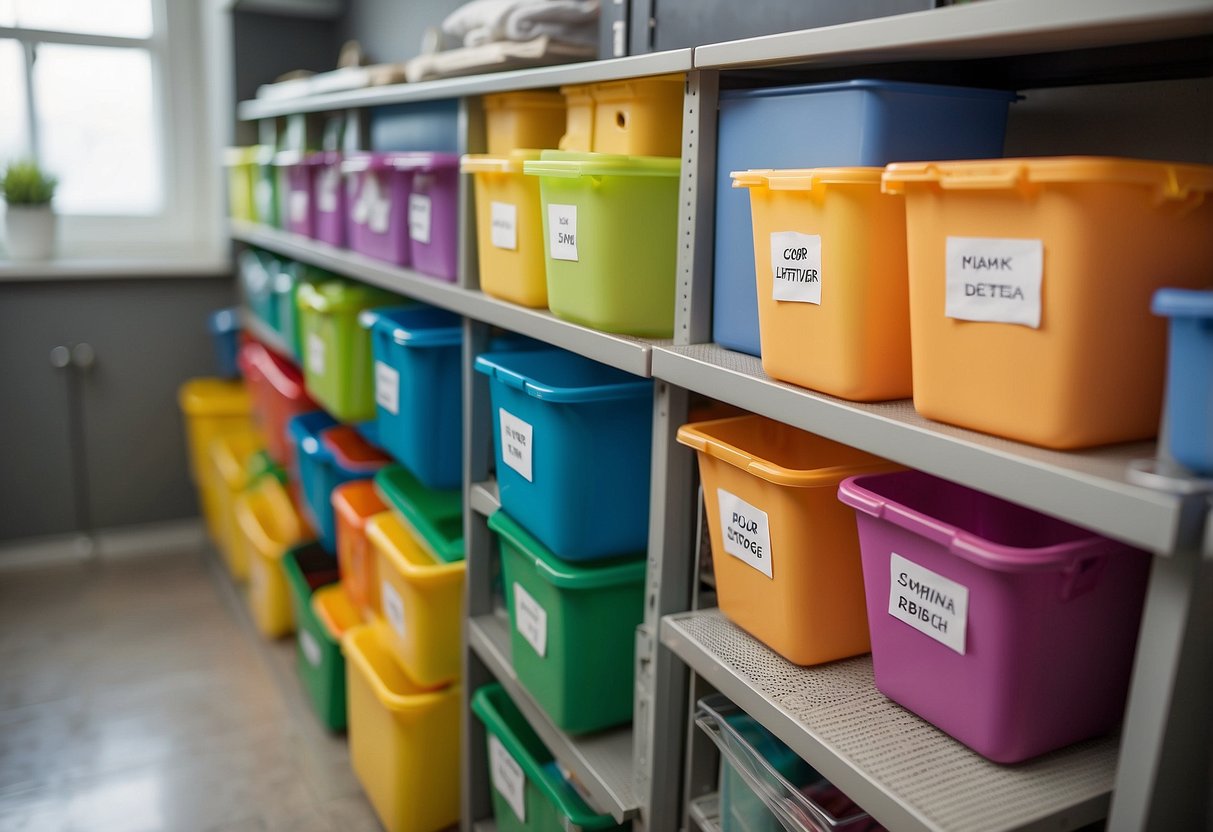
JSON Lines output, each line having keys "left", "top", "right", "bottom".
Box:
{"left": 443, "top": 0, "right": 599, "bottom": 49}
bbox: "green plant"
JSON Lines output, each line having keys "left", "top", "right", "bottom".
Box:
{"left": 2, "top": 160, "right": 57, "bottom": 206}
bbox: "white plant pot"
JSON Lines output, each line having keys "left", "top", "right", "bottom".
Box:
{"left": 5, "top": 205, "right": 57, "bottom": 260}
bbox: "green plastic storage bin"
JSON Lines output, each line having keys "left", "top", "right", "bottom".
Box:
{"left": 471, "top": 684, "right": 625, "bottom": 832}
{"left": 253, "top": 146, "right": 279, "bottom": 227}
{"left": 297, "top": 279, "right": 403, "bottom": 422}
{"left": 524, "top": 151, "right": 680, "bottom": 337}
{"left": 373, "top": 464, "right": 464, "bottom": 563}
{"left": 283, "top": 542, "right": 347, "bottom": 731}
{"left": 489, "top": 510, "right": 645, "bottom": 734}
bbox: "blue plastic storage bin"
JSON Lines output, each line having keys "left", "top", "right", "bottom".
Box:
{"left": 288, "top": 411, "right": 339, "bottom": 541}
{"left": 474, "top": 349, "right": 654, "bottom": 561}
{"left": 713, "top": 80, "right": 1018, "bottom": 356}
{"left": 208, "top": 307, "right": 242, "bottom": 379}
{"left": 1154, "top": 289, "right": 1213, "bottom": 476}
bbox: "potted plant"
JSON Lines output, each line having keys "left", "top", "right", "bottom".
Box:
{"left": 2, "top": 160, "right": 58, "bottom": 260}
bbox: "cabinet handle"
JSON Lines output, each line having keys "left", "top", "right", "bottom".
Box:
{"left": 50, "top": 345, "right": 71, "bottom": 368}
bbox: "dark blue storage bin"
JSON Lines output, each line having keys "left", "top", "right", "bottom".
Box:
{"left": 209, "top": 307, "right": 242, "bottom": 379}
{"left": 475, "top": 349, "right": 654, "bottom": 561}
{"left": 1154, "top": 289, "right": 1213, "bottom": 476}
{"left": 287, "top": 411, "right": 339, "bottom": 548}
{"left": 713, "top": 80, "right": 1018, "bottom": 356}
{"left": 370, "top": 100, "right": 460, "bottom": 153}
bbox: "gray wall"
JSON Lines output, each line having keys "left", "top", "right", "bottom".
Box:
{"left": 341, "top": 0, "right": 465, "bottom": 65}
{"left": 0, "top": 277, "right": 236, "bottom": 542}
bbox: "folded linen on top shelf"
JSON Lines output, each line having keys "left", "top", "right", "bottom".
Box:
{"left": 442, "top": 0, "right": 599, "bottom": 49}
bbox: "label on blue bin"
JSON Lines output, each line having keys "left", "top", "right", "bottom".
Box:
{"left": 889, "top": 553, "right": 969, "bottom": 654}
{"left": 491, "top": 201, "right": 518, "bottom": 250}
{"left": 548, "top": 203, "right": 578, "bottom": 261}
{"left": 513, "top": 582, "right": 548, "bottom": 658}
{"left": 307, "top": 333, "right": 325, "bottom": 375}
{"left": 489, "top": 734, "right": 527, "bottom": 822}
{"left": 374, "top": 361, "right": 399, "bottom": 415}
{"left": 499, "top": 408, "right": 533, "bottom": 482}
{"left": 381, "top": 579, "right": 407, "bottom": 641}
{"left": 717, "top": 489, "right": 773, "bottom": 579}
{"left": 409, "top": 193, "right": 432, "bottom": 244}
{"left": 945, "top": 237, "right": 1043, "bottom": 329}
{"left": 770, "top": 231, "right": 822, "bottom": 305}
{"left": 299, "top": 628, "right": 322, "bottom": 667}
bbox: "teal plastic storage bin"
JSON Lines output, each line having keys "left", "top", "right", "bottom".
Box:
{"left": 474, "top": 349, "right": 653, "bottom": 561}
{"left": 240, "top": 248, "right": 280, "bottom": 331}
{"left": 1154, "top": 288, "right": 1213, "bottom": 476}
{"left": 275, "top": 261, "right": 329, "bottom": 361}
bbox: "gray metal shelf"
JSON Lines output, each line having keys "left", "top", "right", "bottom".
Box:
{"left": 687, "top": 793, "right": 721, "bottom": 832}
{"left": 662, "top": 610, "right": 1118, "bottom": 832}
{"left": 467, "top": 614, "right": 641, "bottom": 824}
{"left": 650, "top": 343, "right": 1198, "bottom": 554}
{"left": 693, "top": 0, "right": 1213, "bottom": 70}
{"left": 237, "top": 50, "right": 693, "bottom": 120}
{"left": 239, "top": 309, "right": 295, "bottom": 362}
{"left": 230, "top": 220, "right": 662, "bottom": 377}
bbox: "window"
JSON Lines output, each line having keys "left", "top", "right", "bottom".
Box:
{"left": 1, "top": 1, "right": 220, "bottom": 261}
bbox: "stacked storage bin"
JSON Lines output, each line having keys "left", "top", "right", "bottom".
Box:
{"left": 178, "top": 378, "right": 256, "bottom": 546}
{"left": 204, "top": 428, "right": 264, "bottom": 580}
{"left": 274, "top": 261, "right": 329, "bottom": 361}
{"left": 284, "top": 540, "right": 354, "bottom": 730}
{"left": 238, "top": 339, "right": 318, "bottom": 467}
{"left": 1154, "top": 289, "right": 1213, "bottom": 475}
{"left": 239, "top": 248, "right": 282, "bottom": 334}
{"left": 207, "top": 308, "right": 242, "bottom": 379}
{"left": 223, "top": 147, "right": 259, "bottom": 222}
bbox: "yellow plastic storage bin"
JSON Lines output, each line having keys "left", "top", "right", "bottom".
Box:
{"left": 462, "top": 150, "right": 548, "bottom": 308}
{"left": 590, "top": 74, "right": 684, "bottom": 157}
{"left": 366, "top": 511, "right": 466, "bottom": 689}
{"left": 558, "top": 84, "right": 595, "bottom": 152}
{"left": 733, "top": 168, "right": 911, "bottom": 402}
{"left": 883, "top": 157, "right": 1213, "bottom": 449}
{"left": 179, "top": 378, "right": 255, "bottom": 484}
{"left": 205, "top": 428, "right": 264, "bottom": 580}
{"left": 236, "top": 475, "right": 310, "bottom": 638}
{"left": 224, "top": 146, "right": 258, "bottom": 221}
{"left": 676, "top": 415, "right": 895, "bottom": 665}
{"left": 344, "top": 624, "right": 461, "bottom": 832}
{"left": 484, "top": 91, "right": 566, "bottom": 154}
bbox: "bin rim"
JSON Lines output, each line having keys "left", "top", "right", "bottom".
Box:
{"left": 373, "top": 465, "right": 465, "bottom": 563}
{"left": 359, "top": 305, "right": 463, "bottom": 348}
{"left": 272, "top": 149, "right": 312, "bottom": 167}
{"left": 342, "top": 624, "right": 460, "bottom": 712}
{"left": 732, "top": 167, "right": 886, "bottom": 191}
{"left": 297, "top": 279, "right": 397, "bottom": 314}
{"left": 460, "top": 149, "right": 543, "bottom": 175}
{"left": 1153, "top": 288, "right": 1213, "bottom": 319}
{"left": 209, "top": 428, "right": 262, "bottom": 489}
{"left": 331, "top": 479, "right": 389, "bottom": 527}
{"left": 488, "top": 509, "right": 645, "bottom": 589}
{"left": 366, "top": 512, "right": 466, "bottom": 582}
{"left": 235, "top": 477, "right": 306, "bottom": 557}
{"left": 223, "top": 146, "right": 261, "bottom": 165}
{"left": 523, "top": 153, "right": 680, "bottom": 179}
{"left": 238, "top": 339, "right": 310, "bottom": 402}
{"left": 311, "top": 582, "right": 362, "bottom": 640}
{"left": 474, "top": 351, "right": 652, "bottom": 404}
{"left": 178, "top": 378, "right": 250, "bottom": 415}
{"left": 287, "top": 411, "right": 339, "bottom": 461}
{"left": 321, "top": 426, "right": 391, "bottom": 474}
{"left": 718, "top": 78, "right": 1019, "bottom": 103}
{"left": 483, "top": 89, "right": 566, "bottom": 108}
{"left": 302, "top": 150, "right": 343, "bottom": 166}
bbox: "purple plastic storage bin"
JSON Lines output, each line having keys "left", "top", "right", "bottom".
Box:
{"left": 308, "top": 151, "right": 346, "bottom": 247}
{"left": 399, "top": 153, "right": 459, "bottom": 282}
{"left": 342, "top": 153, "right": 414, "bottom": 266}
{"left": 275, "top": 151, "right": 317, "bottom": 237}
{"left": 837, "top": 470, "right": 1149, "bottom": 763}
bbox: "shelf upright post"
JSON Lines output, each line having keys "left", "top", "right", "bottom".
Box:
{"left": 458, "top": 96, "right": 485, "bottom": 291}
{"left": 634, "top": 67, "right": 719, "bottom": 832}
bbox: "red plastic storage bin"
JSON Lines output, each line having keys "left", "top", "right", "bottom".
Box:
{"left": 237, "top": 339, "right": 318, "bottom": 467}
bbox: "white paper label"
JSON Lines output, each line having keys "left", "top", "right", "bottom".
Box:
{"left": 381, "top": 579, "right": 406, "bottom": 640}
{"left": 489, "top": 735, "right": 527, "bottom": 823}
{"left": 289, "top": 189, "right": 309, "bottom": 224}
{"left": 945, "top": 236, "right": 1043, "bottom": 329}
{"left": 770, "top": 231, "right": 822, "bottom": 304}
{"left": 513, "top": 582, "right": 548, "bottom": 658}
{"left": 491, "top": 201, "right": 518, "bottom": 250}
{"left": 374, "top": 361, "right": 400, "bottom": 415}
{"left": 547, "top": 203, "right": 578, "bottom": 261}
{"left": 888, "top": 553, "right": 969, "bottom": 655}
{"left": 498, "top": 409, "right": 533, "bottom": 482}
{"left": 358, "top": 173, "right": 391, "bottom": 234}
{"left": 317, "top": 166, "right": 339, "bottom": 213}
{"left": 299, "top": 628, "right": 322, "bottom": 667}
{"left": 409, "top": 193, "right": 432, "bottom": 244}
{"left": 307, "top": 333, "right": 325, "bottom": 375}
{"left": 717, "top": 489, "right": 773, "bottom": 578}
{"left": 255, "top": 179, "right": 273, "bottom": 217}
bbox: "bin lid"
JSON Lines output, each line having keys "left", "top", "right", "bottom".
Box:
{"left": 460, "top": 149, "right": 542, "bottom": 175}
{"left": 366, "top": 512, "right": 465, "bottom": 584}
{"left": 208, "top": 307, "right": 241, "bottom": 335}
{"left": 387, "top": 151, "right": 460, "bottom": 173}
{"left": 178, "top": 378, "right": 251, "bottom": 415}
{"left": 1153, "top": 288, "right": 1213, "bottom": 319}
{"left": 321, "top": 426, "right": 391, "bottom": 475}
{"left": 483, "top": 90, "right": 565, "bottom": 110}
{"left": 287, "top": 411, "right": 339, "bottom": 459}
{"left": 297, "top": 278, "right": 401, "bottom": 314}
{"left": 732, "top": 167, "right": 885, "bottom": 191}
{"left": 312, "top": 583, "right": 363, "bottom": 640}
{"left": 272, "top": 149, "right": 312, "bottom": 166}
{"left": 719, "top": 78, "right": 1019, "bottom": 103}
{"left": 524, "top": 150, "right": 680, "bottom": 179}
{"left": 237, "top": 340, "right": 311, "bottom": 402}
{"left": 487, "top": 510, "right": 645, "bottom": 590}
{"left": 359, "top": 305, "right": 462, "bottom": 348}
{"left": 340, "top": 625, "right": 461, "bottom": 711}
{"left": 332, "top": 479, "right": 389, "bottom": 525}
{"left": 590, "top": 73, "right": 686, "bottom": 100}
{"left": 882, "top": 157, "right": 1213, "bottom": 199}
{"left": 373, "top": 465, "right": 463, "bottom": 563}
{"left": 474, "top": 348, "right": 652, "bottom": 403}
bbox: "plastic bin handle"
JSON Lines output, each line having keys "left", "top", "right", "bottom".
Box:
{"left": 934, "top": 167, "right": 1029, "bottom": 190}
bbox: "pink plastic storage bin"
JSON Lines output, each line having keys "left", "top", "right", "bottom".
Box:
{"left": 308, "top": 151, "right": 346, "bottom": 247}
{"left": 837, "top": 470, "right": 1149, "bottom": 763}
{"left": 342, "top": 153, "right": 415, "bottom": 267}
{"left": 400, "top": 153, "right": 460, "bottom": 282}
{"left": 275, "top": 151, "right": 316, "bottom": 237}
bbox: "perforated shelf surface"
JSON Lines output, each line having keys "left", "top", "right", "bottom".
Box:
{"left": 662, "top": 609, "right": 1118, "bottom": 832}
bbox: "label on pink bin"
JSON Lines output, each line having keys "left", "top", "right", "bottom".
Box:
{"left": 889, "top": 552, "right": 969, "bottom": 654}
{"left": 717, "top": 488, "right": 772, "bottom": 578}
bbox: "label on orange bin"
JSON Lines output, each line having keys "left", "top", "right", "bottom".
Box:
{"left": 770, "top": 231, "right": 822, "bottom": 305}
{"left": 889, "top": 553, "right": 968, "bottom": 654}
{"left": 945, "top": 237, "right": 1043, "bottom": 329}
{"left": 318, "top": 167, "right": 340, "bottom": 213}
{"left": 374, "top": 361, "right": 399, "bottom": 415}
{"left": 307, "top": 333, "right": 325, "bottom": 375}
{"left": 499, "top": 409, "right": 533, "bottom": 482}
{"left": 381, "top": 579, "right": 406, "bottom": 640}
{"left": 491, "top": 201, "right": 518, "bottom": 250}
{"left": 489, "top": 734, "right": 527, "bottom": 822}
{"left": 548, "top": 203, "right": 578, "bottom": 261}
{"left": 717, "top": 489, "right": 773, "bottom": 578}
{"left": 513, "top": 582, "right": 548, "bottom": 657}
{"left": 299, "top": 628, "right": 322, "bottom": 667}
{"left": 409, "top": 193, "right": 432, "bottom": 244}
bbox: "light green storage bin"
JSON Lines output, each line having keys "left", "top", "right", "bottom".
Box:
{"left": 276, "top": 261, "right": 331, "bottom": 361}
{"left": 488, "top": 510, "right": 645, "bottom": 734}
{"left": 524, "top": 151, "right": 680, "bottom": 337}
{"left": 297, "top": 279, "right": 403, "bottom": 422}
{"left": 471, "top": 684, "right": 625, "bottom": 832}
{"left": 224, "top": 147, "right": 258, "bottom": 222}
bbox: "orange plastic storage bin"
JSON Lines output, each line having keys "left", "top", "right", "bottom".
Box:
{"left": 591, "top": 74, "right": 684, "bottom": 157}
{"left": 676, "top": 415, "right": 894, "bottom": 665}
{"left": 484, "top": 91, "right": 566, "bottom": 154}
{"left": 733, "top": 168, "right": 911, "bottom": 401}
{"left": 332, "top": 480, "right": 389, "bottom": 620}
{"left": 883, "top": 157, "right": 1213, "bottom": 449}
{"left": 558, "top": 84, "right": 595, "bottom": 152}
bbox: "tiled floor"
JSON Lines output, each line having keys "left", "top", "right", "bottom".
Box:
{"left": 0, "top": 547, "right": 383, "bottom": 832}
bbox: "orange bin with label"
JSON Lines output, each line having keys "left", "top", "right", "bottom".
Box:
{"left": 332, "top": 480, "right": 389, "bottom": 620}
{"left": 676, "top": 415, "right": 895, "bottom": 665}
{"left": 883, "top": 157, "right": 1213, "bottom": 449}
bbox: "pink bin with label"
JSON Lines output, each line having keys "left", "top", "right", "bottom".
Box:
{"left": 398, "top": 153, "right": 460, "bottom": 282}
{"left": 308, "top": 151, "right": 346, "bottom": 247}
{"left": 342, "top": 153, "right": 415, "bottom": 267}
{"left": 275, "top": 151, "right": 317, "bottom": 237}
{"left": 837, "top": 470, "right": 1149, "bottom": 763}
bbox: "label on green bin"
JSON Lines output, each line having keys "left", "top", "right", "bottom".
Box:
{"left": 499, "top": 409, "right": 533, "bottom": 482}
{"left": 307, "top": 333, "right": 326, "bottom": 374}
{"left": 513, "top": 582, "right": 548, "bottom": 658}
{"left": 300, "top": 629, "right": 322, "bottom": 667}
{"left": 489, "top": 734, "right": 527, "bottom": 822}
{"left": 548, "top": 203, "right": 578, "bottom": 262}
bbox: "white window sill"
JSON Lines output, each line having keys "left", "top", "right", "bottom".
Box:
{"left": 0, "top": 255, "right": 231, "bottom": 281}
